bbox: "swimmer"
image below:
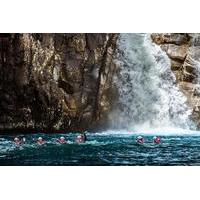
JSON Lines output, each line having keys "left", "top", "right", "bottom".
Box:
{"left": 75, "top": 135, "right": 83, "bottom": 143}
{"left": 14, "top": 137, "right": 21, "bottom": 145}
{"left": 136, "top": 136, "right": 144, "bottom": 144}
{"left": 37, "top": 137, "right": 45, "bottom": 145}
{"left": 153, "top": 136, "right": 161, "bottom": 144}
{"left": 57, "top": 136, "right": 67, "bottom": 144}
{"left": 75, "top": 134, "right": 86, "bottom": 143}
{"left": 75, "top": 132, "right": 87, "bottom": 143}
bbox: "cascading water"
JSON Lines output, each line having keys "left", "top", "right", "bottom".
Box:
{"left": 111, "top": 33, "right": 194, "bottom": 131}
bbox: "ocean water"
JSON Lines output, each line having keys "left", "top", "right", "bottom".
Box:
{"left": 1, "top": 131, "right": 200, "bottom": 166}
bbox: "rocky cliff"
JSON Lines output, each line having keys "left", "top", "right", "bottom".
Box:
{"left": 0, "top": 33, "right": 118, "bottom": 133}
{"left": 151, "top": 33, "right": 200, "bottom": 128}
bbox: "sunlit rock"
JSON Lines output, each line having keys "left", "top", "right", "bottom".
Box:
{"left": 152, "top": 33, "right": 200, "bottom": 128}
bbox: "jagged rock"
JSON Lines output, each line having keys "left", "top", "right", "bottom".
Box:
{"left": 152, "top": 33, "right": 200, "bottom": 127}
{"left": 161, "top": 44, "right": 188, "bottom": 61}
{"left": 151, "top": 33, "right": 189, "bottom": 45}
{"left": 171, "top": 59, "right": 183, "bottom": 71}
{"left": 0, "top": 33, "right": 118, "bottom": 133}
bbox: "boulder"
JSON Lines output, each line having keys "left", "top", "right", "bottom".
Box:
{"left": 162, "top": 44, "right": 188, "bottom": 61}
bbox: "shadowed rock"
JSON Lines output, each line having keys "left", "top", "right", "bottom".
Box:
{"left": 0, "top": 33, "right": 118, "bottom": 133}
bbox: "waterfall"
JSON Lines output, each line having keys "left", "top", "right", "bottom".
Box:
{"left": 111, "top": 33, "right": 194, "bottom": 131}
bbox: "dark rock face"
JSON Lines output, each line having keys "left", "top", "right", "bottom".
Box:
{"left": 0, "top": 33, "right": 118, "bottom": 133}
{"left": 151, "top": 33, "right": 200, "bottom": 128}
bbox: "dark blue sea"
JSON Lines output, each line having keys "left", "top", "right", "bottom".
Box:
{"left": 0, "top": 130, "right": 200, "bottom": 166}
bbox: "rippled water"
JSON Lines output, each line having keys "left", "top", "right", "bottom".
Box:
{"left": 1, "top": 131, "right": 200, "bottom": 166}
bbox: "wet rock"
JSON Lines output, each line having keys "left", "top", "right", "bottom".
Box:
{"left": 162, "top": 44, "right": 187, "bottom": 61}
{"left": 58, "top": 79, "right": 74, "bottom": 94}
{"left": 152, "top": 33, "right": 200, "bottom": 128}
{"left": 183, "top": 47, "right": 200, "bottom": 76}
{"left": 171, "top": 59, "right": 183, "bottom": 71}
{"left": 151, "top": 33, "right": 189, "bottom": 45}
{"left": 68, "top": 34, "right": 86, "bottom": 52}
{"left": 0, "top": 33, "right": 118, "bottom": 133}
{"left": 86, "top": 34, "right": 107, "bottom": 50}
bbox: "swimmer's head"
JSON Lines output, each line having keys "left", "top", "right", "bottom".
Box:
{"left": 60, "top": 136, "right": 65, "bottom": 141}
{"left": 38, "top": 137, "right": 43, "bottom": 141}
{"left": 154, "top": 136, "right": 161, "bottom": 144}
{"left": 14, "top": 137, "right": 19, "bottom": 142}
{"left": 136, "top": 136, "right": 144, "bottom": 144}
{"left": 77, "top": 135, "right": 82, "bottom": 139}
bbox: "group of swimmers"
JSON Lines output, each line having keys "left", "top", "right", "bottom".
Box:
{"left": 13, "top": 133, "right": 87, "bottom": 146}
{"left": 136, "top": 136, "right": 161, "bottom": 144}
{"left": 13, "top": 134, "right": 160, "bottom": 146}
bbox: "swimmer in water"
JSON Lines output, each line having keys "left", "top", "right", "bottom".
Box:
{"left": 37, "top": 137, "right": 45, "bottom": 145}
{"left": 14, "top": 137, "right": 21, "bottom": 145}
{"left": 153, "top": 136, "right": 161, "bottom": 144}
{"left": 75, "top": 133, "right": 87, "bottom": 143}
{"left": 57, "top": 136, "right": 67, "bottom": 144}
{"left": 136, "top": 136, "right": 144, "bottom": 144}
{"left": 75, "top": 135, "right": 83, "bottom": 143}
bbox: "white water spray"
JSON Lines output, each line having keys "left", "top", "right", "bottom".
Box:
{"left": 111, "top": 33, "right": 194, "bottom": 131}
